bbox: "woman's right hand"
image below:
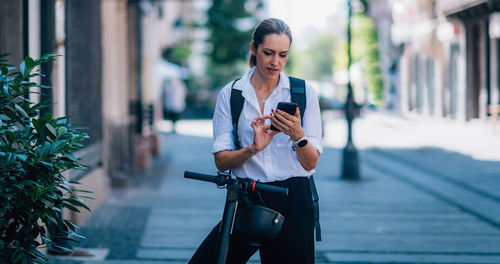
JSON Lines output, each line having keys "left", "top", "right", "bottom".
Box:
{"left": 251, "top": 115, "right": 279, "bottom": 152}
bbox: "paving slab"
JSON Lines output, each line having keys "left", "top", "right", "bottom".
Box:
{"left": 324, "top": 252, "right": 500, "bottom": 263}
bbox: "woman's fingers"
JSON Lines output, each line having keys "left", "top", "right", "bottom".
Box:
{"left": 271, "top": 113, "right": 288, "bottom": 132}
{"left": 295, "top": 107, "right": 301, "bottom": 119}
{"left": 252, "top": 116, "right": 265, "bottom": 127}
{"left": 271, "top": 109, "right": 303, "bottom": 136}
{"left": 269, "top": 130, "right": 280, "bottom": 136}
{"left": 273, "top": 109, "right": 295, "bottom": 127}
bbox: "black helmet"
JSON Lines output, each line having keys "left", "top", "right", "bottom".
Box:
{"left": 234, "top": 205, "right": 285, "bottom": 246}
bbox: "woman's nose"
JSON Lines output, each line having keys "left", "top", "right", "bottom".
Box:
{"left": 270, "top": 55, "right": 278, "bottom": 66}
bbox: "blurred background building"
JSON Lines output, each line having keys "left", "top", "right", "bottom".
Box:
{"left": 388, "top": 0, "right": 500, "bottom": 121}
{"left": 0, "top": 0, "right": 195, "bottom": 224}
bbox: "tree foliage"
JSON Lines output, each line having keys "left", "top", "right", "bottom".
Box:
{"left": 205, "top": 0, "right": 257, "bottom": 89}
{"left": 333, "top": 11, "right": 384, "bottom": 106}
{"left": 352, "top": 14, "right": 383, "bottom": 106}
{"left": 289, "top": 34, "right": 337, "bottom": 81}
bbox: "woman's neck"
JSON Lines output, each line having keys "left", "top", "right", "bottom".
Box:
{"left": 251, "top": 69, "right": 279, "bottom": 93}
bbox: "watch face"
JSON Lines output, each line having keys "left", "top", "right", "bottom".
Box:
{"left": 297, "top": 139, "right": 308, "bottom": 147}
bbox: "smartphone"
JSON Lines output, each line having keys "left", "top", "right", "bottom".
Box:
{"left": 270, "top": 102, "right": 298, "bottom": 131}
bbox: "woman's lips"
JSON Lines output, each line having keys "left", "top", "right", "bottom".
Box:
{"left": 267, "top": 67, "right": 279, "bottom": 73}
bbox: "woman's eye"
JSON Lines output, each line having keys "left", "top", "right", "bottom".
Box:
{"left": 279, "top": 54, "right": 287, "bottom": 58}
{"left": 263, "top": 51, "right": 272, "bottom": 55}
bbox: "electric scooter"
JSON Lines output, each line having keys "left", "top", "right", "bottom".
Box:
{"left": 184, "top": 171, "right": 288, "bottom": 264}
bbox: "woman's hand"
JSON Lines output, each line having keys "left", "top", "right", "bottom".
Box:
{"left": 271, "top": 107, "right": 305, "bottom": 141}
{"left": 271, "top": 107, "right": 319, "bottom": 171}
{"left": 251, "top": 115, "right": 279, "bottom": 152}
{"left": 215, "top": 115, "right": 278, "bottom": 171}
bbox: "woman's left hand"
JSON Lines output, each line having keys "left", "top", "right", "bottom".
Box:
{"left": 271, "top": 107, "right": 305, "bottom": 141}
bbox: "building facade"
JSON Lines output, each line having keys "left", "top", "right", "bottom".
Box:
{"left": 0, "top": 0, "right": 191, "bottom": 224}
{"left": 387, "top": 0, "right": 500, "bottom": 122}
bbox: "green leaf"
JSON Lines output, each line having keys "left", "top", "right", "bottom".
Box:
{"left": 39, "top": 161, "right": 53, "bottom": 167}
{"left": 41, "top": 235, "right": 52, "bottom": 244}
{"left": 74, "top": 189, "right": 93, "bottom": 194}
{"left": 47, "top": 244, "right": 72, "bottom": 255}
{"left": 39, "top": 197, "right": 53, "bottom": 208}
{"left": 14, "top": 104, "right": 29, "bottom": 119}
{"left": 24, "top": 56, "right": 35, "bottom": 71}
{"left": 59, "top": 185, "right": 73, "bottom": 194}
{"left": 67, "top": 230, "right": 86, "bottom": 240}
{"left": 45, "top": 123, "right": 57, "bottom": 137}
{"left": 66, "top": 198, "right": 90, "bottom": 211}
{"left": 63, "top": 219, "right": 79, "bottom": 231}
{"left": 40, "top": 53, "right": 59, "bottom": 61}
{"left": 76, "top": 194, "right": 95, "bottom": 200}
{"left": 62, "top": 202, "right": 80, "bottom": 213}
{"left": 63, "top": 152, "right": 77, "bottom": 161}
{"left": 63, "top": 179, "right": 79, "bottom": 187}
{"left": 16, "top": 154, "right": 28, "bottom": 162}
{"left": 20, "top": 60, "right": 28, "bottom": 77}
{"left": 46, "top": 216, "right": 57, "bottom": 225}
{"left": 2, "top": 84, "right": 9, "bottom": 96}
{"left": 27, "top": 248, "right": 47, "bottom": 259}
{"left": 11, "top": 247, "right": 23, "bottom": 263}
{"left": 49, "top": 140, "right": 65, "bottom": 154}
{"left": 57, "top": 127, "right": 67, "bottom": 136}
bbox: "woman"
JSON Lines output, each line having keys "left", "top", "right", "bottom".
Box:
{"left": 189, "top": 18, "right": 323, "bottom": 264}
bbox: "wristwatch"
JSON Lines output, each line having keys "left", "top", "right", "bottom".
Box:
{"left": 293, "top": 136, "right": 308, "bottom": 148}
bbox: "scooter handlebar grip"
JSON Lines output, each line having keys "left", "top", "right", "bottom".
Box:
{"left": 254, "top": 183, "right": 288, "bottom": 196}
{"left": 184, "top": 171, "right": 217, "bottom": 183}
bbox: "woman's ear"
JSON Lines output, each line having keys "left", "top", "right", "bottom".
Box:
{"left": 250, "top": 42, "right": 256, "bottom": 55}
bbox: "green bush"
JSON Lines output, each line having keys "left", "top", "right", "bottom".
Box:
{"left": 0, "top": 54, "right": 91, "bottom": 264}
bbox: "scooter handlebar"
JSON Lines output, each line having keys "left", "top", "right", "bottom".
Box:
{"left": 184, "top": 170, "right": 288, "bottom": 196}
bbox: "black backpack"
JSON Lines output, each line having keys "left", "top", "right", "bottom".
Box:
{"left": 229, "top": 76, "right": 322, "bottom": 242}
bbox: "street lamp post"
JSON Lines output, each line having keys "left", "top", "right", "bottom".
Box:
{"left": 341, "top": 0, "right": 360, "bottom": 180}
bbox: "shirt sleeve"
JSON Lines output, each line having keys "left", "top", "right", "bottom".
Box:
{"left": 212, "top": 84, "right": 236, "bottom": 154}
{"left": 303, "top": 83, "right": 323, "bottom": 154}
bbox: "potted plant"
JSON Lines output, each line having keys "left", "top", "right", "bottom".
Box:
{"left": 0, "top": 53, "right": 92, "bottom": 263}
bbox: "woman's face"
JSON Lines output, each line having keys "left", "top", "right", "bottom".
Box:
{"left": 252, "top": 33, "right": 290, "bottom": 80}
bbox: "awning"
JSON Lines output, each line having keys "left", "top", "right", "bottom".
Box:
{"left": 439, "top": 0, "right": 500, "bottom": 19}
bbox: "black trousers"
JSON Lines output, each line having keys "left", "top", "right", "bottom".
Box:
{"left": 188, "top": 177, "right": 315, "bottom": 264}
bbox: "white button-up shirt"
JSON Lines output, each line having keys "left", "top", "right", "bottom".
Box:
{"left": 212, "top": 67, "right": 323, "bottom": 182}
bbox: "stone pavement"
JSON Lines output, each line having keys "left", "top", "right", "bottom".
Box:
{"left": 50, "top": 111, "right": 500, "bottom": 263}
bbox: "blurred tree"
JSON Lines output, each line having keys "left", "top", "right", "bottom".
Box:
{"left": 163, "top": 42, "right": 192, "bottom": 66}
{"left": 289, "top": 34, "right": 338, "bottom": 81}
{"left": 205, "top": 0, "right": 257, "bottom": 89}
{"left": 332, "top": 4, "right": 384, "bottom": 107}
{"left": 352, "top": 13, "right": 383, "bottom": 106}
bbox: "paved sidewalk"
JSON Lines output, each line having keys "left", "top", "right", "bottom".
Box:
{"left": 51, "top": 111, "right": 500, "bottom": 263}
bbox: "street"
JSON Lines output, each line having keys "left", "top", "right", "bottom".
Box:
{"left": 50, "top": 110, "right": 500, "bottom": 264}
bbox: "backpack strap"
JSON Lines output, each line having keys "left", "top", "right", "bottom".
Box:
{"left": 309, "top": 175, "right": 321, "bottom": 241}
{"left": 288, "top": 76, "right": 306, "bottom": 125}
{"left": 230, "top": 78, "right": 243, "bottom": 150}
{"left": 288, "top": 77, "right": 322, "bottom": 242}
